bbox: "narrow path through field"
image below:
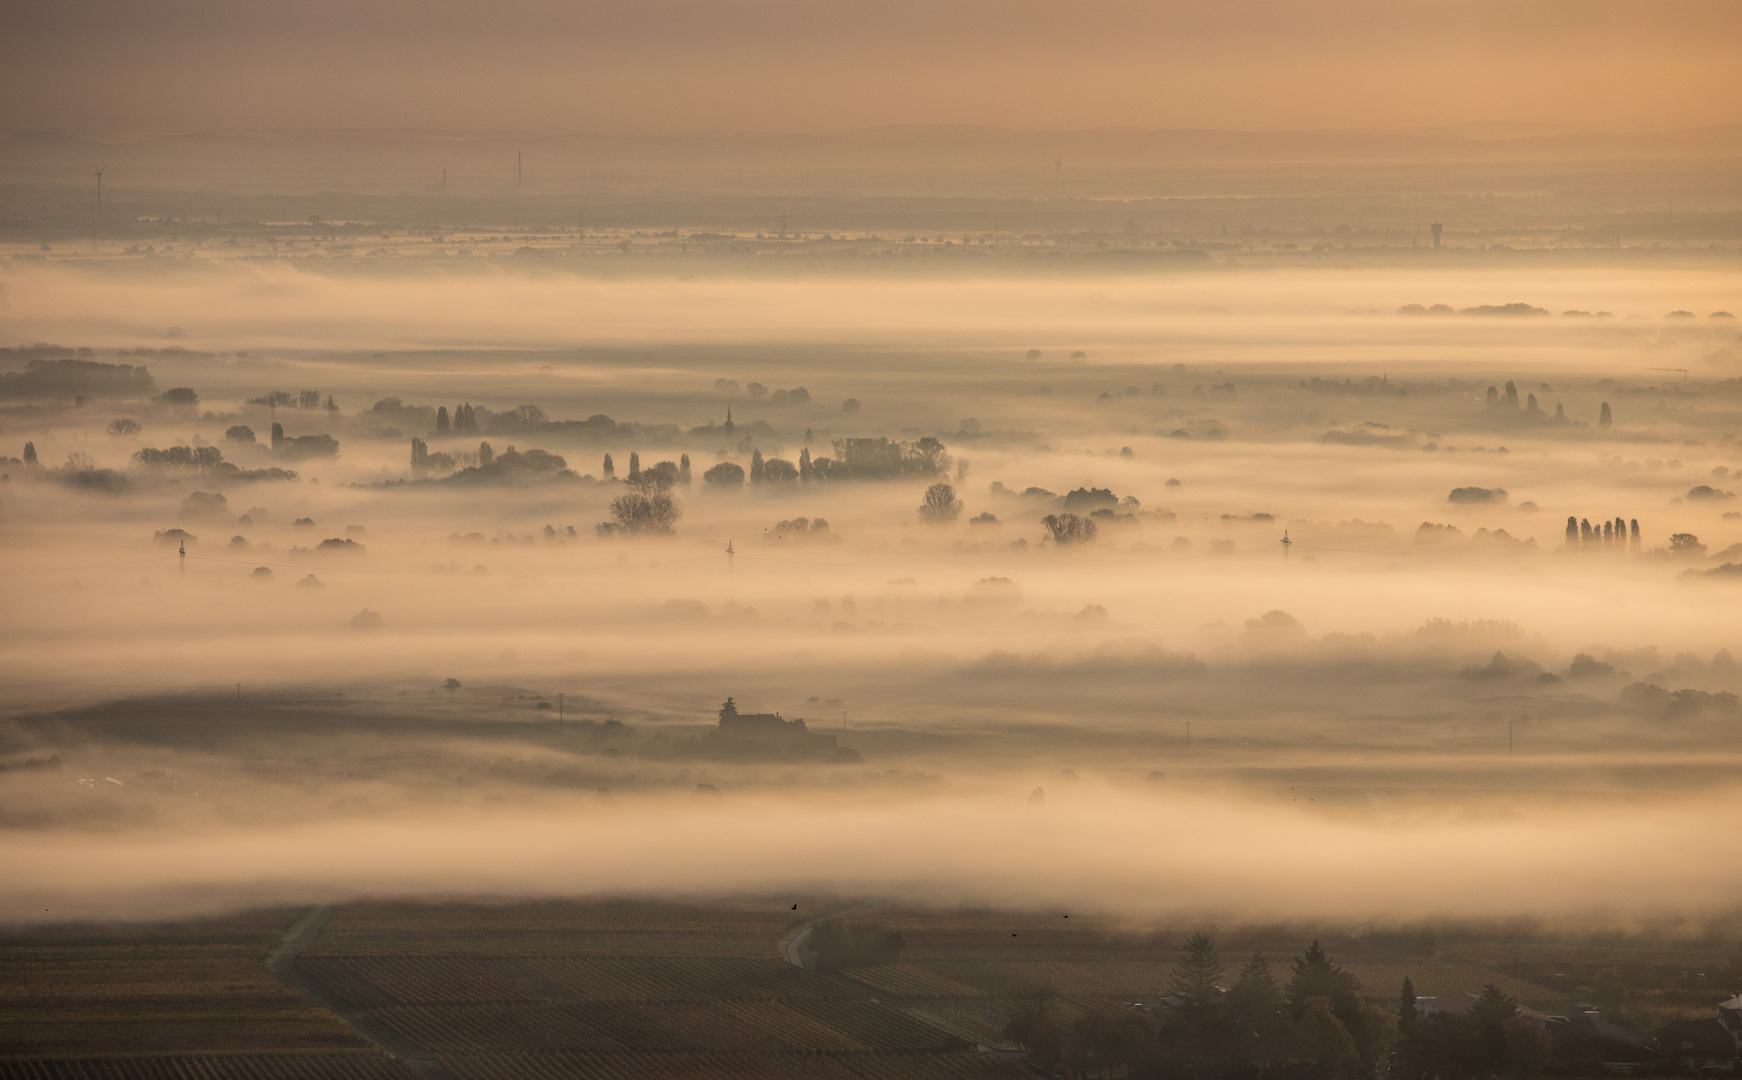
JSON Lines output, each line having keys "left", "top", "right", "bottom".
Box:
{"left": 266, "top": 904, "right": 458, "bottom": 1080}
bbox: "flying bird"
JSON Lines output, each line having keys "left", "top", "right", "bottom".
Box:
{"left": 791, "top": 904, "right": 798, "bottom": 910}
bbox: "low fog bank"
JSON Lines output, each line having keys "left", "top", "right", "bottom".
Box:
{"left": 6, "top": 777, "right": 1742, "bottom": 925}
{"left": 4, "top": 261, "right": 1740, "bottom": 356}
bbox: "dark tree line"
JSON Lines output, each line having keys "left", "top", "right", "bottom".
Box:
{"left": 998, "top": 934, "right": 1550, "bottom": 1080}
{"left": 1395, "top": 981, "right": 1543, "bottom": 1080}
{"left": 1003, "top": 936, "right": 1389, "bottom": 1079}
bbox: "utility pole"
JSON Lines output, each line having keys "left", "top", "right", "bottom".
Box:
{"left": 1281, "top": 529, "right": 1292, "bottom": 562}
{"left": 726, "top": 540, "right": 735, "bottom": 573}
{"left": 178, "top": 540, "right": 185, "bottom": 578}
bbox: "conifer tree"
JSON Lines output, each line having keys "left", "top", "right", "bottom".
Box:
{"left": 1399, "top": 976, "right": 1416, "bottom": 1031}
{"left": 1287, "top": 940, "right": 1372, "bottom": 1067}
{"left": 750, "top": 449, "right": 766, "bottom": 483}
{"left": 1170, "top": 932, "right": 1225, "bottom": 1021}
{"left": 436, "top": 406, "right": 450, "bottom": 434}
{"left": 1565, "top": 516, "right": 1578, "bottom": 546}
{"left": 800, "top": 446, "right": 812, "bottom": 481}
{"left": 22, "top": 441, "right": 36, "bottom": 465}
{"left": 679, "top": 453, "right": 691, "bottom": 483}
{"left": 1630, "top": 519, "right": 1640, "bottom": 551}
{"left": 1226, "top": 952, "right": 1286, "bottom": 1065}
{"left": 628, "top": 451, "right": 640, "bottom": 481}
{"left": 603, "top": 453, "right": 614, "bottom": 478}
{"left": 1599, "top": 401, "right": 1612, "bottom": 426}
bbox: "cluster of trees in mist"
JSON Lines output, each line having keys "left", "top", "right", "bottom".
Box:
{"left": 1479, "top": 379, "right": 1611, "bottom": 429}
{"left": 1003, "top": 936, "right": 1538, "bottom": 1080}
{"left": 0, "top": 353, "right": 156, "bottom": 399}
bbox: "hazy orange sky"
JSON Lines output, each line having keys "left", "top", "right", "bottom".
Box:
{"left": 1, "top": 0, "right": 1737, "bottom": 135}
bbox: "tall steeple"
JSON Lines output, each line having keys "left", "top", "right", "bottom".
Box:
{"left": 723, "top": 406, "right": 734, "bottom": 433}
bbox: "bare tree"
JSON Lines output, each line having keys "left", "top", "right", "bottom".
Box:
{"left": 918, "top": 482, "right": 963, "bottom": 523}
{"left": 1041, "top": 512, "right": 1097, "bottom": 545}
{"left": 597, "top": 492, "right": 680, "bottom": 536}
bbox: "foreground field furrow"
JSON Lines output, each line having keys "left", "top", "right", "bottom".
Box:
{"left": 839, "top": 1055, "right": 1030, "bottom": 1080}
{"left": 369, "top": 1003, "right": 605, "bottom": 1053}
{"left": 786, "top": 998, "right": 967, "bottom": 1053}
{"left": 503, "top": 957, "right": 841, "bottom": 1003}
{"left": 293, "top": 957, "right": 397, "bottom": 1009}
{"left": 514, "top": 957, "right": 679, "bottom": 1001}
{"left": 841, "top": 964, "right": 987, "bottom": 999}
{"left": 440, "top": 1052, "right": 1017, "bottom": 1080}
{"left": 367, "top": 1000, "right": 699, "bottom": 1053}
{"left": 915, "top": 959, "right": 1171, "bottom": 998}
{"left": 0, "top": 1052, "right": 420, "bottom": 1080}
{"left": 346, "top": 956, "right": 547, "bottom": 1005}
{"left": 714, "top": 1001, "right": 870, "bottom": 1052}
{"left": 634, "top": 1003, "right": 794, "bottom": 1051}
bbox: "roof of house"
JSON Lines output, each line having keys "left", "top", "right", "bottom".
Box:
{"left": 1657, "top": 1018, "right": 1737, "bottom": 1058}
{"left": 1553, "top": 1014, "right": 1658, "bottom": 1062}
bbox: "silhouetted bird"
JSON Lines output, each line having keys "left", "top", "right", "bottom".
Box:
{"left": 791, "top": 904, "right": 798, "bottom": 910}
{"left": 1011, "top": 933, "right": 1018, "bottom": 937}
